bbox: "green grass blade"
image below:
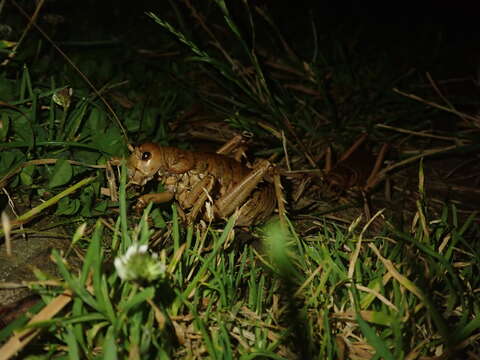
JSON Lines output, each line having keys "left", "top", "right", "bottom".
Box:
{"left": 355, "top": 313, "right": 394, "bottom": 360}
{"left": 65, "top": 324, "right": 80, "bottom": 360}
{"left": 103, "top": 326, "right": 118, "bottom": 360}
{"left": 119, "top": 162, "right": 131, "bottom": 249}
{"left": 52, "top": 249, "right": 100, "bottom": 311}
{"left": 119, "top": 286, "right": 155, "bottom": 314}
{"left": 172, "top": 213, "right": 237, "bottom": 315}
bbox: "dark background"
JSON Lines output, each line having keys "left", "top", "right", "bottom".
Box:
{"left": 15, "top": 0, "right": 480, "bottom": 75}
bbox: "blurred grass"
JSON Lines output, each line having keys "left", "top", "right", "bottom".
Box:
{"left": 0, "top": 1, "right": 479, "bottom": 359}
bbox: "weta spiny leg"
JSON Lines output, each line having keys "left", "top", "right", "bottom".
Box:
{"left": 183, "top": 176, "right": 215, "bottom": 223}
{"left": 215, "top": 134, "right": 250, "bottom": 162}
{"left": 179, "top": 175, "right": 215, "bottom": 209}
{"left": 234, "top": 185, "right": 276, "bottom": 226}
{"left": 215, "top": 159, "right": 271, "bottom": 219}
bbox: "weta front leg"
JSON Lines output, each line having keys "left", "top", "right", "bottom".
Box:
{"left": 135, "top": 192, "right": 174, "bottom": 214}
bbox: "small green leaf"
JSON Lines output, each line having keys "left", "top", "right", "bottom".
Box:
{"left": 0, "top": 150, "right": 23, "bottom": 176}
{"left": 20, "top": 165, "right": 35, "bottom": 186}
{"left": 48, "top": 159, "right": 73, "bottom": 188}
{"left": 94, "top": 200, "right": 108, "bottom": 214}
{"left": 55, "top": 197, "right": 81, "bottom": 215}
{"left": 87, "top": 107, "right": 107, "bottom": 134}
{"left": 73, "top": 149, "right": 101, "bottom": 164}
{"left": 79, "top": 185, "right": 95, "bottom": 217}
{"left": 12, "top": 114, "right": 34, "bottom": 147}
{"left": 91, "top": 126, "right": 124, "bottom": 156}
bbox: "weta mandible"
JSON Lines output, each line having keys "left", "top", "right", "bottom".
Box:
{"left": 126, "top": 143, "right": 276, "bottom": 226}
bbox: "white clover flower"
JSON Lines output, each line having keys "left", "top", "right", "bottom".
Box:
{"left": 114, "top": 244, "right": 166, "bottom": 282}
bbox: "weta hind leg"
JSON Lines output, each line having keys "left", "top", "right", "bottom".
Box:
{"left": 235, "top": 185, "right": 276, "bottom": 226}
{"left": 214, "top": 159, "right": 272, "bottom": 220}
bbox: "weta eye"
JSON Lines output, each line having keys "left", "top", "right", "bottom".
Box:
{"left": 141, "top": 151, "right": 152, "bottom": 161}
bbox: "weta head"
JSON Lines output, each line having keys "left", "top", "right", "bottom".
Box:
{"left": 127, "top": 143, "right": 163, "bottom": 186}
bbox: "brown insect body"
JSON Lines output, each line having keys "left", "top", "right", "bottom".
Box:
{"left": 127, "top": 143, "right": 276, "bottom": 226}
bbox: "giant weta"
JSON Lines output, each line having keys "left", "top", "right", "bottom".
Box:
{"left": 123, "top": 142, "right": 278, "bottom": 226}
